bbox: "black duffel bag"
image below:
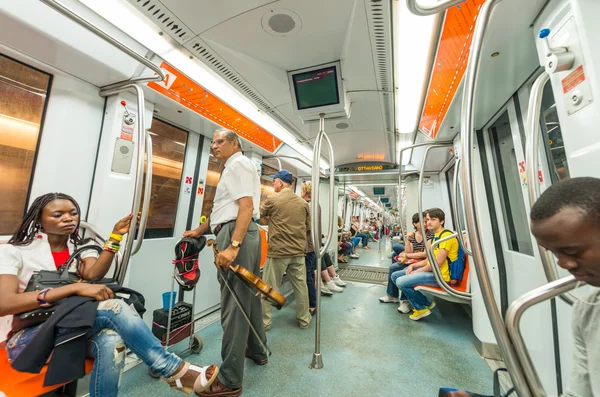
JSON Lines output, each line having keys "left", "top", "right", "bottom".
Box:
{"left": 11, "top": 245, "right": 117, "bottom": 332}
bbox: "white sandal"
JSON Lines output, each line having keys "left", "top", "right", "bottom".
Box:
{"left": 165, "top": 362, "right": 219, "bottom": 394}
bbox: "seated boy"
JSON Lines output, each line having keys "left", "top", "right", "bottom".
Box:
{"left": 394, "top": 208, "right": 458, "bottom": 320}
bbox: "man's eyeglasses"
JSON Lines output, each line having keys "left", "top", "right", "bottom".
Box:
{"left": 211, "top": 138, "right": 228, "bottom": 147}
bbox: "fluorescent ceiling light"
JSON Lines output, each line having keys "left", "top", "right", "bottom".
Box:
{"left": 78, "top": 0, "right": 329, "bottom": 168}
{"left": 393, "top": 0, "right": 438, "bottom": 134}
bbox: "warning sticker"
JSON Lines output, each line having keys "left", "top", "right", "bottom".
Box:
{"left": 562, "top": 65, "right": 586, "bottom": 94}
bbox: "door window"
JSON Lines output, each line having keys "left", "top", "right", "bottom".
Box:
{"left": 142, "top": 118, "right": 188, "bottom": 238}
{"left": 0, "top": 54, "right": 51, "bottom": 235}
{"left": 540, "top": 81, "right": 569, "bottom": 182}
{"left": 489, "top": 111, "right": 534, "bottom": 256}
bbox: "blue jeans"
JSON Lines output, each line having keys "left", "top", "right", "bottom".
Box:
{"left": 305, "top": 251, "right": 317, "bottom": 309}
{"left": 356, "top": 233, "right": 369, "bottom": 247}
{"left": 6, "top": 299, "right": 182, "bottom": 397}
{"left": 385, "top": 262, "right": 407, "bottom": 297}
{"left": 395, "top": 271, "right": 439, "bottom": 310}
{"left": 351, "top": 237, "right": 361, "bottom": 249}
{"left": 391, "top": 243, "right": 405, "bottom": 263}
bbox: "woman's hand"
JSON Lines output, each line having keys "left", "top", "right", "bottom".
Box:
{"left": 112, "top": 213, "right": 140, "bottom": 236}
{"left": 73, "top": 283, "right": 114, "bottom": 301}
{"left": 406, "top": 265, "right": 414, "bottom": 275}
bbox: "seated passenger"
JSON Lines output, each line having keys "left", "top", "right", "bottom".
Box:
{"left": 529, "top": 177, "right": 600, "bottom": 397}
{"left": 0, "top": 193, "right": 218, "bottom": 396}
{"left": 393, "top": 208, "right": 458, "bottom": 321}
{"left": 351, "top": 216, "right": 371, "bottom": 249}
{"left": 379, "top": 212, "right": 430, "bottom": 303}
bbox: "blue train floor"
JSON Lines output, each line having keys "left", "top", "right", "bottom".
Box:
{"left": 120, "top": 265, "right": 493, "bottom": 396}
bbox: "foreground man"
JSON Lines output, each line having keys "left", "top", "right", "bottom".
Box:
{"left": 530, "top": 177, "right": 600, "bottom": 397}
{"left": 183, "top": 130, "right": 266, "bottom": 397}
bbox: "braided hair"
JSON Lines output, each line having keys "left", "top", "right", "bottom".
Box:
{"left": 8, "top": 193, "right": 88, "bottom": 247}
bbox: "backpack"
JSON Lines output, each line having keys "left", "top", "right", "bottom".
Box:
{"left": 434, "top": 230, "right": 466, "bottom": 285}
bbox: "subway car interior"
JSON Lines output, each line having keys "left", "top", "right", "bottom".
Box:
{"left": 0, "top": 0, "right": 599, "bottom": 396}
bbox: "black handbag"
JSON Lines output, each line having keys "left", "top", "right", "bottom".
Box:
{"left": 11, "top": 245, "right": 110, "bottom": 332}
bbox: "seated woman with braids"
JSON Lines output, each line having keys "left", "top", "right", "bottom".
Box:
{"left": 0, "top": 193, "right": 218, "bottom": 396}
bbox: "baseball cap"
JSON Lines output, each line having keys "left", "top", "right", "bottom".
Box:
{"left": 271, "top": 169, "right": 294, "bottom": 184}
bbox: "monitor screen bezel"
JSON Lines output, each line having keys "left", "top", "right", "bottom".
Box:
{"left": 291, "top": 65, "right": 340, "bottom": 111}
{"left": 287, "top": 61, "right": 346, "bottom": 116}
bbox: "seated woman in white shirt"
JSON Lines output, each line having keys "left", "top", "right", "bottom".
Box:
{"left": 0, "top": 193, "right": 218, "bottom": 396}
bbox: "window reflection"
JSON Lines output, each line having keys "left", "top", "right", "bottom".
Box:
{"left": 540, "top": 81, "right": 569, "bottom": 182}
{"left": 142, "top": 118, "right": 187, "bottom": 238}
{"left": 0, "top": 54, "right": 51, "bottom": 235}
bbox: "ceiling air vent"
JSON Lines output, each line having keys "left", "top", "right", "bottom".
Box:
{"left": 366, "top": 0, "right": 393, "bottom": 93}
{"left": 126, "top": 0, "right": 194, "bottom": 44}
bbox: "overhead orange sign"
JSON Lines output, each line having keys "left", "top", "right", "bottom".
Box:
{"left": 148, "top": 62, "right": 282, "bottom": 153}
{"left": 419, "top": 0, "right": 486, "bottom": 138}
{"left": 349, "top": 190, "right": 360, "bottom": 199}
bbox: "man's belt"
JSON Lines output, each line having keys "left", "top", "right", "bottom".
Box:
{"left": 213, "top": 219, "right": 256, "bottom": 236}
{"left": 213, "top": 220, "right": 236, "bottom": 236}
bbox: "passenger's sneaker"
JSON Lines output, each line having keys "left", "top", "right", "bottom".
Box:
{"left": 379, "top": 295, "right": 399, "bottom": 303}
{"left": 332, "top": 275, "right": 347, "bottom": 287}
{"left": 321, "top": 285, "right": 333, "bottom": 296}
{"left": 350, "top": 254, "right": 359, "bottom": 259}
{"left": 409, "top": 308, "right": 431, "bottom": 321}
{"left": 397, "top": 300, "right": 413, "bottom": 313}
{"left": 326, "top": 281, "right": 344, "bottom": 293}
{"left": 427, "top": 301, "right": 436, "bottom": 310}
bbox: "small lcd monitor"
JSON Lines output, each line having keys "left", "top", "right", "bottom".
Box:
{"left": 288, "top": 61, "right": 349, "bottom": 121}
{"left": 373, "top": 187, "right": 385, "bottom": 195}
{"left": 381, "top": 197, "right": 389, "bottom": 204}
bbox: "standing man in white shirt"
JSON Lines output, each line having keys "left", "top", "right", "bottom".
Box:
{"left": 183, "top": 130, "right": 266, "bottom": 397}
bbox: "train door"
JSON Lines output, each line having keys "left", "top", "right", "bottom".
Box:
{"left": 123, "top": 121, "right": 222, "bottom": 328}
{"left": 481, "top": 93, "right": 566, "bottom": 395}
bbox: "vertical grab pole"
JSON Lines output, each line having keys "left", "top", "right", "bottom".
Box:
{"left": 460, "top": 1, "right": 532, "bottom": 396}
{"left": 525, "top": 72, "right": 576, "bottom": 306}
{"left": 377, "top": 198, "right": 384, "bottom": 253}
{"left": 311, "top": 114, "right": 335, "bottom": 369}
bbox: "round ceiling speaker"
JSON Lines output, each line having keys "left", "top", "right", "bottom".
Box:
{"left": 262, "top": 9, "right": 302, "bottom": 37}
{"left": 336, "top": 122, "right": 350, "bottom": 130}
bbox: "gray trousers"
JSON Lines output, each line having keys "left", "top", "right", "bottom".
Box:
{"left": 216, "top": 221, "right": 266, "bottom": 389}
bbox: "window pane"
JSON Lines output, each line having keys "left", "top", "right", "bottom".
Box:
{"left": 0, "top": 54, "right": 51, "bottom": 235}
{"left": 142, "top": 119, "right": 187, "bottom": 238}
{"left": 490, "top": 111, "right": 534, "bottom": 256}
{"left": 540, "top": 81, "right": 569, "bottom": 182}
{"left": 201, "top": 153, "right": 225, "bottom": 221}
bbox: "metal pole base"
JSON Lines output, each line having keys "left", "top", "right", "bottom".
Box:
{"left": 310, "top": 353, "right": 324, "bottom": 369}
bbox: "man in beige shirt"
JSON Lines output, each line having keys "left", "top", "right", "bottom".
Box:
{"left": 260, "top": 169, "right": 311, "bottom": 331}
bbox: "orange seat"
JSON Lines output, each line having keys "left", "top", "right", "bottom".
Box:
{"left": 414, "top": 257, "right": 471, "bottom": 303}
{"left": 259, "top": 227, "right": 268, "bottom": 269}
{"left": 0, "top": 347, "right": 94, "bottom": 397}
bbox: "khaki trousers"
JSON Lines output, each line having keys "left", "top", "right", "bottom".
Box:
{"left": 261, "top": 256, "right": 311, "bottom": 329}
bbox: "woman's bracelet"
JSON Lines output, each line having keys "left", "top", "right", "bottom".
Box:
{"left": 109, "top": 233, "right": 123, "bottom": 242}
{"left": 104, "top": 240, "right": 121, "bottom": 254}
{"left": 37, "top": 288, "right": 53, "bottom": 307}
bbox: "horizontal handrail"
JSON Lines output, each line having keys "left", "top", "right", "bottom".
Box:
{"left": 525, "top": 72, "right": 576, "bottom": 306}
{"left": 40, "top": 0, "right": 165, "bottom": 90}
{"left": 505, "top": 276, "right": 581, "bottom": 396}
{"left": 263, "top": 155, "right": 328, "bottom": 178}
{"left": 406, "top": 0, "right": 467, "bottom": 16}
{"left": 426, "top": 230, "right": 471, "bottom": 300}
